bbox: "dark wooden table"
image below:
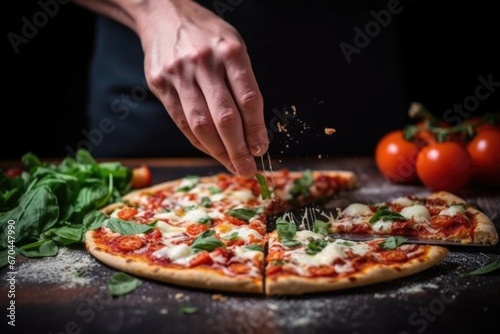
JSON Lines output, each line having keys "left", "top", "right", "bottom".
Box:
{"left": 1, "top": 157, "right": 499, "bottom": 334}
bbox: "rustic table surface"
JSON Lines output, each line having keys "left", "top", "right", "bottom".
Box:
{"left": 1, "top": 157, "right": 499, "bottom": 334}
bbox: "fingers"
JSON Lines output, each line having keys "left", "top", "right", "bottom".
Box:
{"left": 222, "top": 41, "right": 269, "bottom": 157}
{"left": 176, "top": 79, "right": 238, "bottom": 174}
{"left": 189, "top": 47, "right": 256, "bottom": 177}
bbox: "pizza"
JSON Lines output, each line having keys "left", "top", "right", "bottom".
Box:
{"left": 329, "top": 191, "right": 499, "bottom": 245}
{"left": 83, "top": 168, "right": 488, "bottom": 295}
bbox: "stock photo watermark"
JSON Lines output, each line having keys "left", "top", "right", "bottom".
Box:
{"left": 212, "top": 0, "right": 244, "bottom": 18}
{"left": 399, "top": 284, "right": 467, "bottom": 334}
{"left": 5, "top": 220, "right": 17, "bottom": 327}
{"left": 442, "top": 73, "right": 499, "bottom": 126}
{"left": 64, "top": 80, "right": 149, "bottom": 157}
{"left": 7, "top": 0, "right": 70, "bottom": 54}
{"left": 339, "top": 0, "right": 408, "bottom": 64}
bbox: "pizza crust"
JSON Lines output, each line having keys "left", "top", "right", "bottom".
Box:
{"left": 85, "top": 230, "right": 263, "bottom": 294}
{"left": 265, "top": 246, "right": 448, "bottom": 295}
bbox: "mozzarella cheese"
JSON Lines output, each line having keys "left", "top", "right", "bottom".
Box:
{"left": 400, "top": 204, "right": 431, "bottom": 223}
{"left": 371, "top": 220, "right": 393, "bottom": 233}
{"left": 155, "top": 221, "right": 186, "bottom": 234}
{"left": 153, "top": 243, "right": 193, "bottom": 261}
{"left": 184, "top": 208, "right": 210, "bottom": 223}
{"left": 391, "top": 197, "right": 415, "bottom": 207}
{"left": 439, "top": 205, "right": 466, "bottom": 216}
{"left": 220, "top": 226, "right": 263, "bottom": 241}
{"left": 234, "top": 246, "right": 262, "bottom": 261}
{"left": 342, "top": 203, "right": 372, "bottom": 216}
{"left": 294, "top": 230, "right": 324, "bottom": 245}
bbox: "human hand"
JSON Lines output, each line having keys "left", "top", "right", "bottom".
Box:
{"left": 136, "top": 0, "right": 268, "bottom": 177}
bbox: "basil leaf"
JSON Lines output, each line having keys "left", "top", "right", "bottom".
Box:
{"left": 312, "top": 220, "right": 329, "bottom": 236}
{"left": 18, "top": 240, "right": 58, "bottom": 258}
{"left": 107, "top": 218, "right": 156, "bottom": 235}
{"left": 255, "top": 173, "right": 271, "bottom": 199}
{"left": 282, "top": 240, "right": 302, "bottom": 248}
{"left": 226, "top": 208, "right": 258, "bottom": 222}
{"left": 378, "top": 236, "right": 407, "bottom": 250}
{"left": 338, "top": 241, "right": 354, "bottom": 247}
{"left": 460, "top": 259, "right": 500, "bottom": 277}
{"left": 208, "top": 186, "right": 221, "bottom": 194}
{"left": 191, "top": 230, "right": 224, "bottom": 253}
{"left": 276, "top": 218, "right": 297, "bottom": 241}
{"left": 245, "top": 244, "right": 264, "bottom": 252}
{"left": 223, "top": 232, "right": 239, "bottom": 241}
{"left": 198, "top": 217, "right": 213, "bottom": 226}
{"left": 176, "top": 175, "right": 199, "bottom": 192}
{"left": 306, "top": 239, "right": 329, "bottom": 255}
{"left": 290, "top": 169, "right": 313, "bottom": 197}
{"left": 180, "top": 306, "right": 198, "bottom": 315}
{"left": 52, "top": 225, "right": 84, "bottom": 245}
{"left": 108, "top": 272, "right": 142, "bottom": 297}
{"left": 369, "top": 208, "right": 405, "bottom": 224}
{"left": 200, "top": 196, "right": 211, "bottom": 208}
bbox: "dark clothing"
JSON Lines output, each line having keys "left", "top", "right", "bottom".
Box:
{"left": 88, "top": 0, "right": 406, "bottom": 158}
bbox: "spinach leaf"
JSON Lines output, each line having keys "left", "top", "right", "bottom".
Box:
{"left": 108, "top": 272, "right": 142, "bottom": 297}
{"left": 460, "top": 259, "right": 500, "bottom": 277}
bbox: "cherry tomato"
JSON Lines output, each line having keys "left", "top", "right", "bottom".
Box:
{"left": 375, "top": 130, "right": 420, "bottom": 183}
{"left": 416, "top": 142, "right": 472, "bottom": 192}
{"left": 131, "top": 164, "right": 152, "bottom": 188}
{"left": 4, "top": 167, "right": 23, "bottom": 178}
{"left": 466, "top": 130, "right": 500, "bottom": 185}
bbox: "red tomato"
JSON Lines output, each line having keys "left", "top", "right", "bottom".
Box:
{"left": 375, "top": 130, "right": 420, "bottom": 183}
{"left": 466, "top": 130, "right": 500, "bottom": 185}
{"left": 416, "top": 142, "right": 472, "bottom": 192}
{"left": 4, "top": 167, "right": 23, "bottom": 178}
{"left": 131, "top": 164, "right": 152, "bottom": 189}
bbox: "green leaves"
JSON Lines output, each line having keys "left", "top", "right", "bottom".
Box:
{"left": 312, "top": 220, "right": 329, "bottom": 236}
{"left": 226, "top": 208, "right": 259, "bottom": 222}
{"left": 255, "top": 173, "right": 271, "bottom": 199}
{"left": 245, "top": 244, "right": 264, "bottom": 252}
{"left": 306, "top": 239, "right": 328, "bottom": 255}
{"left": 369, "top": 207, "right": 405, "bottom": 224}
{"left": 276, "top": 217, "right": 301, "bottom": 248}
{"left": 290, "top": 169, "right": 313, "bottom": 197}
{"left": 190, "top": 230, "right": 225, "bottom": 253}
{"left": 459, "top": 259, "right": 500, "bottom": 277}
{"left": 0, "top": 149, "right": 133, "bottom": 257}
{"left": 107, "top": 218, "right": 157, "bottom": 235}
{"left": 108, "top": 272, "right": 142, "bottom": 297}
{"left": 378, "top": 236, "right": 407, "bottom": 250}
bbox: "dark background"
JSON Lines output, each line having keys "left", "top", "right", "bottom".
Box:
{"left": 3, "top": 1, "right": 499, "bottom": 160}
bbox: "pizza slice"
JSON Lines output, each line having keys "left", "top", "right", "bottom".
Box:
{"left": 264, "top": 217, "right": 449, "bottom": 295}
{"left": 330, "top": 191, "right": 498, "bottom": 245}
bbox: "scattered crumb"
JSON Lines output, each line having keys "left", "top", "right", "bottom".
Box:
{"left": 175, "top": 293, "right": 185, "bottom": 300}
{"left": 159, "top": 308, "right": 168, "bottom": 315}
{"left": 212, "top": 294, "right": 227, "bottom": 302}
{"left": 318, "top": 154, "right": 322, "bottom": 159}
{"left": 324, "top": 127, "right": 336, "bottom": 135}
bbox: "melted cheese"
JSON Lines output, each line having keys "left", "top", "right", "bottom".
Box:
{"left": 439, "top": 205, "right": 466, "bottom": 216}
{"left": 342, "top": 203, "right": 372, "bottom": 216}
{"left": 156, "top": 221, "right": 186, "bottom": 234}
{"left": 371, "top": 220, "right": 393, "bottom": 233}
{"left": 294, "top": 230, "right": 324, "bottom": 245}
{"left": 220, "top": 226, "right": 263, "bottom": 241}
{"left": 184, "top": 208, "right": 210, "bottom": 223}
{"left": 392, "top": 197, "right": 415, "bottom": 207}
{"left": 230, "top": 189, "right": 255, "bottom": 202}
{"left": 234, "top": 246, "right": 262, "bottom": 261}
{"left": 153, "top": 243, "right": 192, "bottom": 261}
{"left": 400, "top": 204, "right": 430, "bottom": 223}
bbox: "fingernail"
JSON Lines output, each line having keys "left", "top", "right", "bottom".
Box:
{"left": 251, "top": 143, "right": 268, "bottom": 157}
{"left": 227, "top": 164, "right": 237, "bottom": 174}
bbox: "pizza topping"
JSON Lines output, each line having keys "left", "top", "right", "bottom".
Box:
{"left": 190, "top": 230, "right": 225, "bottom": 253}
{"left": 378, "top": 236, "right": 407, "bottom": 250}
{"left": 176, "top": 175, "right": 200, "bottom": 192}
{"left": 391, "top": 197, "right": 416, "bottom": 207}
{"left": 184, "top": 208, "right": 212, "bottom": 224}
{"left": 438, "top": 204, "right": 467, "bottom": 217}
{"left": 400, "top": 204, "right": 431, "bottom": 223}
{"left": 153, "top": 243, "right": 193, "bottom": 261}
{"left": 226, "top": 207, "right": 259, "bottom": 222}
{"left": 234, "top": 246, "right": 263, "bottom": 261}
{"left": 342, "top": 203, "right": 373, "bottom": 217}
{"left": 289, "top": 169, "right": 313, "bottom": 197}
{"left": 369, "top": 208, "right": 405, "bottom": 224}
{"left": 156, "top": 221, "right": 187, "bottom": 233}
{"left": 107, "top": 218, "right": 157, "bottom": 235}
{"left": 255, "top": 173, "right": 272, "bottom": 199}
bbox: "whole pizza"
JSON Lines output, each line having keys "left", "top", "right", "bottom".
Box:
{"left": 84, "top": 169, "right": 498, "bottom": 295}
